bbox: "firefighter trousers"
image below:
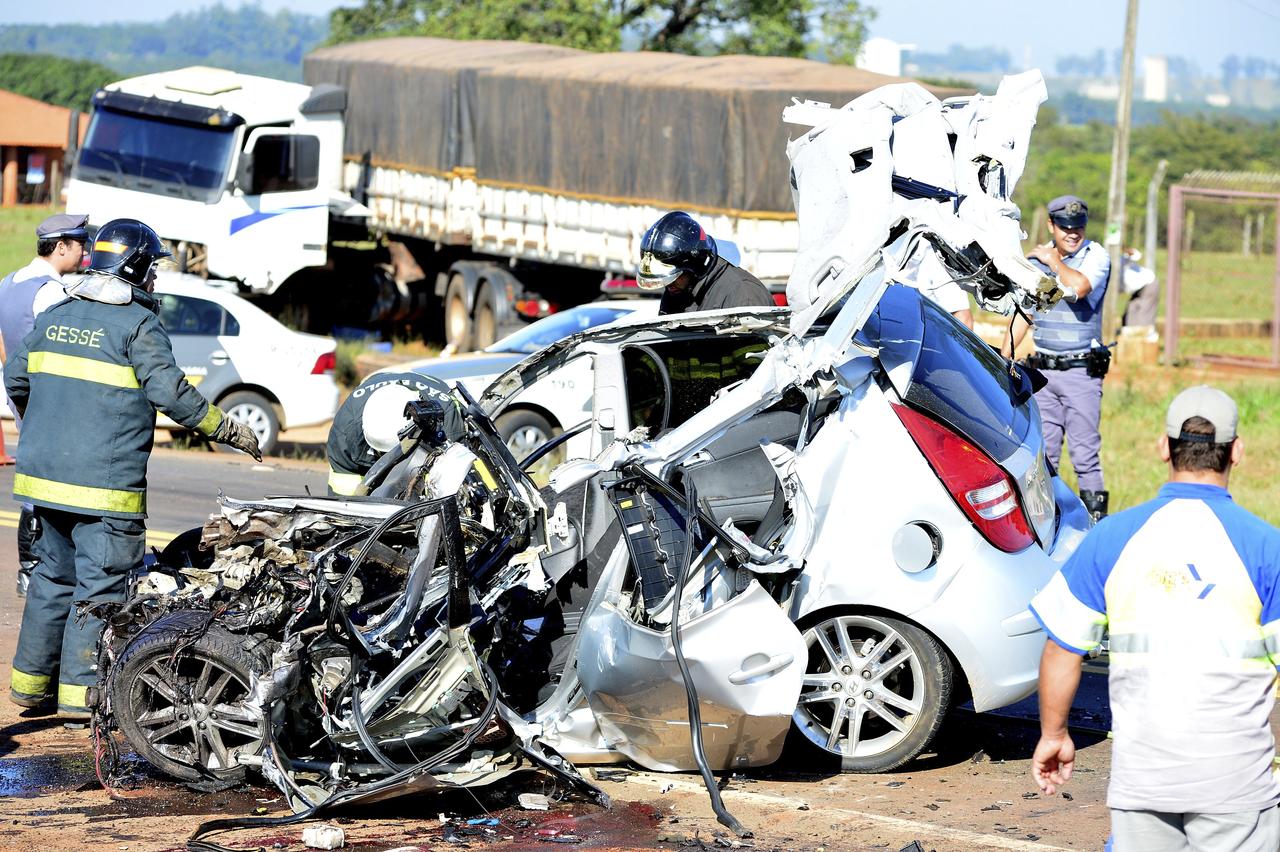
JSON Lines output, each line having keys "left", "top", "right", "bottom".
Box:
{"left": 10, "top": 507, "right": 144, "bottom": 712}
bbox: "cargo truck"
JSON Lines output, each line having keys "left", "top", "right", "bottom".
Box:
{"left": 67, "top": 38, "right": 958, "bottom": 350}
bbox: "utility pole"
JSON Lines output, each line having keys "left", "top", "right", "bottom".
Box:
{"left": 1143, "top": 159, "right": 1167, "bottom": 268}
{"left": 1102, "top": 0, "right": 1140, "bottom": 343}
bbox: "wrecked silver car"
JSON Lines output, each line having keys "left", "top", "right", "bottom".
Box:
{"left": 90, "top": 71, "right": 1089, "bottom": 836}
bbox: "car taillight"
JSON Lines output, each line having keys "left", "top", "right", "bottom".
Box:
{"left": 891, "top": 402, "right": 1034, "bottom": 553}
{"left": 311, "top": 351, "right": 336, "bottom": 375}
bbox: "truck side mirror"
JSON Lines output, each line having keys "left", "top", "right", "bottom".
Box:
{"left": 234, "top": 152, "right": 254, "bottom": 193}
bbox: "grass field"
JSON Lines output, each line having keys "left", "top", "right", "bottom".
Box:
{"left": 0, "top": 206, "right": 53, "bottom": 275}
{"left": 1057, "top": 362, "right": 1280, "bottom": 524}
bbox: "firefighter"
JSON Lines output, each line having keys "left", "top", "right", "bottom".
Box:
{"left": 637, "top": 212, "right": 773, "bottom": 314}
{"left": 326, "top": 371, "right": 465, "bottom": 496}
{"left": 5, "top": 218, "right": 260, "bottom": 719}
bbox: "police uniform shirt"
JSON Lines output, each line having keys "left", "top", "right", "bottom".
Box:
{"left": 1029, "top": 482, "right": 1280, "bottom": 813}
{"left": 1029, "top": 241, "right": 1111, "bottom": 354}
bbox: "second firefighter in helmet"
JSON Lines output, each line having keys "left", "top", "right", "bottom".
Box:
{"left": 637, "top": 212, "right": 772, "bottom": 315}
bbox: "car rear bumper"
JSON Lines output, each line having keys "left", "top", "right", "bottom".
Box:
{"left": 275, "top": 376, "right": 341, "bottom": 430}
{"left": 913, "top": 480, "right": 1091, "bottom": 712}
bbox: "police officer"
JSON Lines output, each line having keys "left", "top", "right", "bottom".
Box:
{"left": 1002, "top": 195, "right": 1111, "bottom": 520}
{"left": 0, "top": 213, "right": 89, "bottom": 597}
{"left": 637, "top": 212, "right": 773, "bottom": 314}
{"left": 5, "top": 218, "right": 261, "bottom": 718}
{"left": 327, "top": 371, "right": 464, "bottom": 495}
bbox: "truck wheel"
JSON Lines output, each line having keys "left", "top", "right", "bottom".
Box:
{"left": 111, "top": 611, "right": 268, "bottom": 782}
{"left": 473, "top": 282, "right": 497, "bottom": 350}
{"left": 789, "top": 612, "right": 952, "bottom": 773}
{"left": 215, "top": 391, "right": 279, "bottom": 457}
{"left": 445, "top": 274, "right": 473, "bottom": 352}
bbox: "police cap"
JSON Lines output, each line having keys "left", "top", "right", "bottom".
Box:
{"left": 36, "top": 213, "right": 89, "bottom": 242}
{"left": 1047, "top": 195, "right": 1089, "bottom": 228}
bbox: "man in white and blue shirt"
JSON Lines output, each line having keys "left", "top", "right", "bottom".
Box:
{"left": 1029, "top": 385, "right": 1280, "bottom": 851}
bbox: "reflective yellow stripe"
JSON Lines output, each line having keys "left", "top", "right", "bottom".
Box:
{"left": 473, "top": 459, "right": 498, "bottom": 490}
{"left": 57, "top": 683, "right": 89, "bottom": 709}
{"left": 94, "top": 240, "right": 128, "bottom": 254}
{"left": 185, "top": 374, "right": 204, "bottom": 387}
{"left": 328, "top": 469, "right": 363, "bottom": 496}
{"left": 11, "top": 669, "right": 50, "bottom": 697}
{"left": 196, "top": 404, "right": 223, "bottom": 437}
{"left": 15, "top": 473, "right": 145, "bottom": 515}
{"left": 29, "top": 351, "right": 139, "bottom": 388}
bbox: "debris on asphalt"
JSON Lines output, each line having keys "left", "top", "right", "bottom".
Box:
{"left": 1063, "top": 792, "right": 1074, "bottom": 801}
{"left": 970, "top": 750, "right": 988, "bottom": 764}
{"left": 886, "top": 781, "right": 905, "bottom": 789}
{"left": 924, "top": 803, "right": 940, "bottom": 811}
{"left": 982, "top": 804, "right": 1001, "bottom": 812}
{"left": 467, "top": 818, "right": 500, "bottom": 826}
{"left": 301, "top": 824, "right": 345, "bottom": 850}
{"left": 517, "top": 793, "right": 550, "bottom": 811}
{"left": 1021, "top": 792, "right": 1038, "bottom": 799}
{"left": 660, "top": 783, "right": 675, "bottom": 794}
{"left": 797, "top": 803, "right": 810, "bottom": 811}
{"left": 899, "top": 842, "right": 926, "bottom": 852}
{"left": 589, "top": 768, "right": 632, "bottom": 782}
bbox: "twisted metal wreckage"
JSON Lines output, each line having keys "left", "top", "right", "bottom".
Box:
{"left": 88, "top": 71, "right": 1066, "bottom": 845}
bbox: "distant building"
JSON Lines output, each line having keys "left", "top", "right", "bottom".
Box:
{"left": 1142, "top": 56, "right": 1168, "bottom": 102}
{"left": 1082, "top": 81, "right": 1120, "bottom": 101}
{"left": 0, "top": 89, "right": 87, "bottom": 207}
{"left": 856, "top": 37, "right": 916, "bottom": 78}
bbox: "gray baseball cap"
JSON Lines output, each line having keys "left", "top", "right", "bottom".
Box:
{"left": 36, "top": 213, "right": 89, "bottom": 242}
{"left": 1166, "top": 385, "right": 1238, "bottom": 444}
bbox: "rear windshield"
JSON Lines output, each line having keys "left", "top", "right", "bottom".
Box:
{"left": 859, "top": 286, "right": 1031, "bottom": 462}
{"left": 906, "top": 297, "right": 1031, "bottom": 461}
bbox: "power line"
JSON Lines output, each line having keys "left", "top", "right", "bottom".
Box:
{"left": 1230, "top": 0, "right": 1280, "bottom": 23}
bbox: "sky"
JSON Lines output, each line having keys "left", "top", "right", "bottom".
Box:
{"left": 4, "top": 0, "right": 1279, "bottom": 77}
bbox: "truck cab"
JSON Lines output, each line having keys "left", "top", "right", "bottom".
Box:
{"left": 67, "top": 66, "right": 355, "bottom": 295}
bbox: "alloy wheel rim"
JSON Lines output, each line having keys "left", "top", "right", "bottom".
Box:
{"left": 794, "top": 614, "right": 924, "bottom": 759}
{"left": 131, "top": 654, "right": 264, "bottom": 772}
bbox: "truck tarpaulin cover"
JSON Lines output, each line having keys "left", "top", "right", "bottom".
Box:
{"left": 304, "top": 38, "right": 966, "bottom": 215}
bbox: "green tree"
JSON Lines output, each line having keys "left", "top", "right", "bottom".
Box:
{"left": 0, "top": 54, "right": 117, "bottom": 111}
{"left": 329, "top": 0, "right": 875, "bottom": 63}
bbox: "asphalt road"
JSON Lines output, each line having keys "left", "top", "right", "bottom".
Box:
{"left": 0, "top": 440, "right": 329, "bottom": 549}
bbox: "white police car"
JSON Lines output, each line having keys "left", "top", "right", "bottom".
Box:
{"left": 152, "top": 272, "right": 339, "bottom": 456}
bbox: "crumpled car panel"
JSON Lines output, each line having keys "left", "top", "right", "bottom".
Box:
{"left": 577, "top": 580, "right": 805, "bottom": 773}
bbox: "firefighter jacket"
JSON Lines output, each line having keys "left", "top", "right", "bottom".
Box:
{"left": 3, "top": 288, "right": 224, "bottom": 519}
{"left": 658, "top": 257, "right": 774, "bottom": 314}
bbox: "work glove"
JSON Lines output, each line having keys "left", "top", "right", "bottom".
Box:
{"left": 213, "top": 414, "right": 263, "bottom": 462}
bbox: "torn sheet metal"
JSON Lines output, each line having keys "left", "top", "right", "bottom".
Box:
{"left": 576, "top": 581, "right": 805, "bottom": 772}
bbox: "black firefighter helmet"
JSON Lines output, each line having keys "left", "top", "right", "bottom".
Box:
{"left": 88, "top": 218, "right": 171, "bottom": 287}
{"left": 637, "top": 211, "right": 718, "bottom": 290}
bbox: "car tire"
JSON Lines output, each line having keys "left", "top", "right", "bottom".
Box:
{"left": 215, "top": 391, "right": 279, "bottom": 458}
{"left": 445, "top": 274, "right": 473, "bottom": 352}
{"left": 789, "top": 612, "right": 952, "bottom": 773}
{"left": 111, "top": 610, "right": 269, "bottom": 782}
{"left": 473, "top": 281, "right": 497, "bottom": 350}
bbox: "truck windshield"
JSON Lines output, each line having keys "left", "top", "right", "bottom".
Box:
{"left": 77, "top": 109, "right": 236, "bottom": 202}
